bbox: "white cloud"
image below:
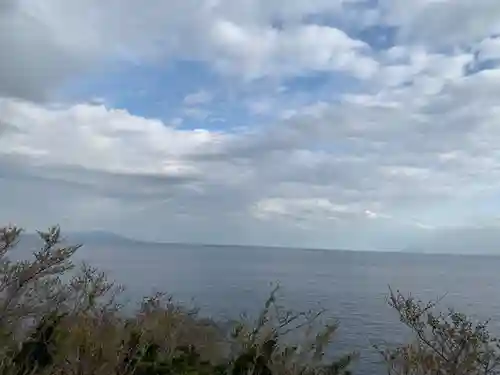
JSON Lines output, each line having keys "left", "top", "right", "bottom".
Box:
{"left": 3, "top": 51, "right": 498, "bottom": 237}
{"left": 208, "top": 21, "right": 378, "bottom": 79}
{"left": 3, "top": 60, "right": 500, "bottom": 249}
{"left": 4, "top": 0, "right": 500, "bottom": 101}
{"left": 0, "top": 99, "right": 230, "bottom": 176}
{"left": 0, "top": 0, "right": 377, "bottom": 101}
{"left": 377, "top": 0, "right": 500, "bottom": 48}
{"left": 4, "top": 0, "right": 500, "bottom": 251}
{"left": 183, "top": 90, "right": 214, "bottom": 106}
{"left": 253, "top": 198, "right": 359, "bottom": 221}
{"left": 182, "top": 107, "right": 212, "bottom": 121}
{"left": 476, "top": 36, "right": 500, "bottom": 62}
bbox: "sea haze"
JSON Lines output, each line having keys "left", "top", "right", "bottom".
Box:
{"left": 34, "top": 233, "right": 499, "bottom": 375}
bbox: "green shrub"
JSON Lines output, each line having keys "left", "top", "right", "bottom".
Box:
{"left": 0, "top": 225, "right": 355, "bottom": 375}
{"left": 376, "top": 288, "right": 500, "bottom": 375}
{"left": 1, "top": 224, "right": 500, "bottom": 375}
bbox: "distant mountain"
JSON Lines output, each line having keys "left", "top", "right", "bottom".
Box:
{"left": 66, "top": 230, "right": 136, "bottom": 244}
{"left": 1, "top": 230, "right": 145, "bottom": 261}
{"left": 20, "top": 230, "right": 143, "bottom": 246}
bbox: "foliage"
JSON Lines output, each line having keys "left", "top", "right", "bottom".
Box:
{"left": 0, "top": 225, "right": 355, "bottom": 375}
{"left": 1, "top": 224, "right": 499, "bottom": 375}
{"left": 376, "top": 288, "right": 500, "bottom": 375}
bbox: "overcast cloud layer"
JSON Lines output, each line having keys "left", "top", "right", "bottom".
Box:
{"left": 2, "top": 0, "right": 500, "bottom": 252}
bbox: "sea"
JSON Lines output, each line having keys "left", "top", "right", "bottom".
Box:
{"left": 69, "top": 241, "right": 500, "bottom": 374}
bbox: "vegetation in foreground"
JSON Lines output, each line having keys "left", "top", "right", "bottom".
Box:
{"left": 0, "top": 225, "right": 499, "bottom": 375}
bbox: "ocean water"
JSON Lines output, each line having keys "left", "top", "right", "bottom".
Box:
{"left": 73, "top": 242, "right": 500, "bottom": 374}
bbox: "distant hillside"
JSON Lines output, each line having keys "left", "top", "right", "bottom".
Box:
{"left": 65, "top": 230, "right": 140, "bottom": 245}
{"left": 18, "top": 230, "right": 143, "bottom": 247}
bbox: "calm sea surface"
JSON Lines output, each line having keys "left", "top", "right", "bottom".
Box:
{"left": 73, "top": 243, "right": 500, "bottom": 374}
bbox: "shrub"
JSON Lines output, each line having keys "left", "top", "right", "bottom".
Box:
{"left": 2, "top": 224, "right": 500, "bottom": 375}
{"left": 0, "top": 225, "right": 355, "bottom": 375}
{"left": 376, "top": 288, "right": 500, "bottom": 375}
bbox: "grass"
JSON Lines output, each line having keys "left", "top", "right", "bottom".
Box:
{"left": 0, "top": 224, "right": 499, "bottom": 375}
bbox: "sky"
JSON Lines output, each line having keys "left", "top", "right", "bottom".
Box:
{"left": 3, "top": 0, "right": 500, "bottom": 252}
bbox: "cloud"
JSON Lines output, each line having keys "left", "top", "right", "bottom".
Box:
{"left": 183, "top": 107, "right": 212, "bottom": 120}
{"left": 0, "top": 98, "right": 391, "bottom": 247}
{"left": 4, "top": 0, "right": 500, "bottom": 251}
{"left": 0, "top": 0, "right": 375, "bottom": 101}
{"left": 0, "top": 2, "right": 84, "bottom": 101}
{"left": 376, "top": 0, "right": 500, "bottom": 48}
{"left": 208, "top": 21, "right": 378, "bottom": 80}
{"left": 252, "top": 198, "right": 386, "bottom": 223}
{"left": 183, "top": 90, "right": 214, "bottom": 106}
{"left": 3, "top": 55, "right": 500, "bottom": 249}
{"left": 5, "top": 61, "right": 500, "bottom": 249}
{"left": 3, "top": 0, "right": 500, "bottom": 100}
{"left": 0, "top": 99, "right": 230, "bottom": 176}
